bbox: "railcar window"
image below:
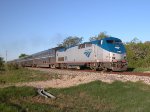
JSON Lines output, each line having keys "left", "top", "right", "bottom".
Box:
{"left": 86, "top": 43, "right": 92, "bottom": 47}
{"left": 58, "top": 57, "right": 64, "bottom": 61}
{"left": 78, "top": 44, "right": 85, "bottom": 49}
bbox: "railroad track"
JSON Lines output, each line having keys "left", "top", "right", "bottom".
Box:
{"left": 34, "top": 67, "right": 150, "bottom": 77}
{"left": 27, "top": 67, "right": 150, "bottom": 87}
{"left": 110, "top": 71, "right": 150, "bottom": 77}
{"left": 75, "top": 69, "right": 150, "bottom": 77}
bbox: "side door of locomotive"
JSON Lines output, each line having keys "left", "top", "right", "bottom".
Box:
{"left": 96, "top": 40, "right": 104, "bottom": 62}
{"left": 101, "top": 40, "right": 110, "bottom": 62}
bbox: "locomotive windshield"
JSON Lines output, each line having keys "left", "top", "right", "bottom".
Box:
{"left": 101, "top": 38, "right": 126, "bottom": 54}
{"left": 106, "top": 40, "right": 122, "bottom": 44}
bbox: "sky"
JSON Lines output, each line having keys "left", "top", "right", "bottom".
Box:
{"left": 0, "top": 0, "right": 150, "bottom": 61}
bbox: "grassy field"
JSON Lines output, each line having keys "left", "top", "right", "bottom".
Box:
{"left": 0, "top": 68, "right": 61, "bottom": 85}
{"left": 0, "top": 81, "right": 150, "bottom": 112}
{"left": 132, "top": 67, "right": 150, "bottom": 72}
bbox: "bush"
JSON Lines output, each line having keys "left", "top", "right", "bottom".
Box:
{"left": 6, "top": 63, "right": 19, "bottom": 70}
{"left": 125, "top": 41, "right": 150, "bottom": 68}
{"left": 0, "top": 57, "right": 5, "bottom": 70}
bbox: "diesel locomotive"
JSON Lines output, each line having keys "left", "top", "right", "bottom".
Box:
{"left": 9, "top": 37, "right": 127, "bottom": 71}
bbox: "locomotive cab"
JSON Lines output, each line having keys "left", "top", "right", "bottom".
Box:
{"left": 101, "top": 37, "right": 127, "bottom": 71}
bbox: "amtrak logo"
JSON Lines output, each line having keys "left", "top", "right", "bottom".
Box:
{"left": 84, "top": 49, "right": 92, "bottom": 57}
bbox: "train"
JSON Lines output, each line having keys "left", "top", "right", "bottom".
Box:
{"left": 9, "top": 37, "right": 127, "bottom": 71}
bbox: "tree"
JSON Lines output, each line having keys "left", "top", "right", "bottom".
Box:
{"left": 125, "top": 37, "right": 150, "bottom": 68}
{"left": 19, "top": 54, "right": 28, "bottom": 58}
{"left": 131, "top": 37, "right": 141, "bottom": 43}
{"left": 0, "top": 57, "right": 4, "bottom": 70}
{"left": 89, "top": 32, "right": 109, "bottom": 41}
{"left": 58, "top": 36, "right": 83, "bottom": 48}
{"left": 144, "top": 41, "right": 150, "bottom": 44}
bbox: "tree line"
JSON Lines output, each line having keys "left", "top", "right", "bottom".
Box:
{"left": 57, "top": 32, "right": 109, "bottom": 48}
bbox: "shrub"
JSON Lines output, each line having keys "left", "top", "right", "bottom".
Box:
{"left": 7, "top": 63, "right": 19, "bottom": 70}
{"left": 0, "top": 57, "right": 5, "bottom": 70}
{"left": 125, "top": 41, "right": 150, "bottom": 68}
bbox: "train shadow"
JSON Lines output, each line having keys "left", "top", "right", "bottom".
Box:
{"left": 126, "top": 68, "right": 135, "bottom": 72}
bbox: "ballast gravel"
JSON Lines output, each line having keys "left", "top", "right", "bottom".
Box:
{"left": 14, "top": 68, "right": 150, "bottom": 88}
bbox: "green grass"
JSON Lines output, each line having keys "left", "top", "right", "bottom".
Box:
{"left": 0, "top": 68, "right": 61, "bottom": 85}
{"left": 132, "top": 67, "right": 150, "bottom": 72}
{"left": 1, "top": 81, "right": 150, "bottom": 112}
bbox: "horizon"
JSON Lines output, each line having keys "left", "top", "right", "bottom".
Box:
{"left": 1, "top": 0, "right": 150, "bottom": 61}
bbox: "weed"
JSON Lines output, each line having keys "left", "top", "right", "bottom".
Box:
{"left": 1, "top": 79, "right": 150, "bottom": 111}
{"left": 0, "top": 68, "right": 61, "bottom": 85}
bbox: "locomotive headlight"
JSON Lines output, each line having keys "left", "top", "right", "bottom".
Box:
{"left": 112, "top": 57, "right": 115, "bottom": 59}
{"left": 123, "top": 54, "right": 126, "bottom": 59}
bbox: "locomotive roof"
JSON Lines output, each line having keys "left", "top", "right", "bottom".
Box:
{"left": 9, "top": 37, "right": 124, "bottom": 61}
{"left": 57, "top": 37, "right": 125, "bottom": 54}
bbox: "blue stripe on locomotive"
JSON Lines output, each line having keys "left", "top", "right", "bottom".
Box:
{"left": 57, "top": 37, "right": 126, "bottom": 54}
{"left": 91, "top": 37, "right": 126, "bottom": 54}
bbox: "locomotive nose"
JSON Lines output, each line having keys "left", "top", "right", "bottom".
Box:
{"left": 110, "top": 53, "right": 126, "bottom": 61}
